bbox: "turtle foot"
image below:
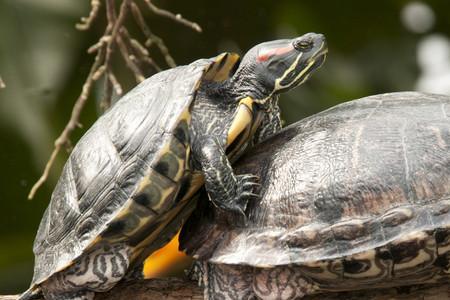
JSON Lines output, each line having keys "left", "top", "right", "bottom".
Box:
{"left": 213, "top": 173, "right": 260, "bottom": 226}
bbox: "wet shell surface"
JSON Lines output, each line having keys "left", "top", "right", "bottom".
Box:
{"left": 181, "top": 92, "right": 450, "bottom": 287}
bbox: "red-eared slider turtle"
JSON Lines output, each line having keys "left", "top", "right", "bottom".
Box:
{"left": 181, "top": 92, "right": 450, "bottom": 299}
{"left": 20, "top": 33, "right": 327, "bottom": 300}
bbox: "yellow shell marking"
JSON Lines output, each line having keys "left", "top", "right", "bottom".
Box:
{"left": 301, "top": 261, "right": 341, "bottom": 281}
{"left": 392, "top": 231, "right": 435, "bottom": 275}
{"left": 343, "top": 250, "right": 384, "bottom": 279}
{"left": 130, "top": 197, "right": 196, "bottom": 261}
{"left": 203, "top": 52, "right": 240, "bottom": 82}
{"left": 153, "top": 142, "right": 185, "bottom": 182}
{"left": 214, "top": 53, "right": 240, "bottom": 82}
{"left": 437, "top": 227, "right": 450, "bottom": 255}
{"left": 96, "top": 107, "right": 192, "bottom": 243}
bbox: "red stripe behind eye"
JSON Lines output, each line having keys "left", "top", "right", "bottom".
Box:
{"left": 257, "top": 45, "right": 294, "bottom": 62}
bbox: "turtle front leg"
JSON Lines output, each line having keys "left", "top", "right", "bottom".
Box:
{"left": 193, "top": 136, "right": 258, "bottom": 217}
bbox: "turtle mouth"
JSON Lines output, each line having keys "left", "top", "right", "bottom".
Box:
{"left": 311, "top": 52, "right": 327, "bottom": 71}
{"left": 307, "top": 38, "right": 328, "bottom": 72}
{"left": 309, "top": 40, "right": 328, "bottom": 72}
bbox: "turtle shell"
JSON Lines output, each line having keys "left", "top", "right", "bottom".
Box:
{"left": 31, "top": 53, "right": 240, "bottom": 286}
{"left": 181, "top": 92, "right": 450, "bottom": 284}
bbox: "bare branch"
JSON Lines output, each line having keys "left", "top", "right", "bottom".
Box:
{"left": 106, "top": 0, "right": 117, "bottom": 25}
{"left": 92, "top": 65, "right": 106, "bottom": 81}
{"left": 100, "top": 74, "right": 113, "bottom": 112}
{"left": 108, "top": 71, "right": 123, "bottom": 96}
{"left": 28, "top": 44, "right": 107, "bottom": 199}
{"left": 117, "top": 32, "right": 146, "bottom": 82}
{"left": 76, "top": 0, "right": 101, "bottom": 30}
{"left": 120, "top": 26, "right": 162, "bottom": 72}
{"left": 2, "top": 278, "right": 450, "bottom": 300}
{"left": 87, "top": 37, "right": 108, "bottom": 54}
{"left": 97, "top": 279, "right": 450, "bottom": 300}
{"left": 101, "top": 0, "right": 130, "bottom": 75}
{"left": 145, "top": 31, "right": 176, "bottom": 68}
{"left": 130, "top": 2, "right": 176, "bottom": 68}
{"left": 29, "top": 0, "right": 202, "bottom": 198}
{"left": 143, "top": 0, "right": 202, "bottom": 33}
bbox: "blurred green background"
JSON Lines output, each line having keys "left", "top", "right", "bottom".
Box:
{"left": 1, "top": 0, "right": 450, "bottom": 294}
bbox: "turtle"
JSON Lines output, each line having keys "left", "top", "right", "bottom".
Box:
{"left": 180, "top": 91, "right": 450, "bottom": 299}
{"left": 19, "top": 33, "right": 328, "bottom": 300}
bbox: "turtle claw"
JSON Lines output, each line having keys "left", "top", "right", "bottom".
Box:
{"left": 236, "top": 173, "right": 260, "bottom": 200}
{"left": 243, "top": 181, "right": 261, "bottom": 188}
{"left": 212, "top": 173, "right": 260, "bottom": 226}
{"left": 229, "top": 173, "right": 260, "bottom": 219}
{"left": 241, "top": 192, "right": 260, "bottom": 198}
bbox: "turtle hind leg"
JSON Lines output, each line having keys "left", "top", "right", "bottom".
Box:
{"left": 253, "top": 266, "right": 317, "bottom": 300}
{"left": 18, "top": 287, "right": 43, "bottom": 300}
{"left": 41, "top": 243, "right": 131, "bottom": 300}
{"left": 198, "top": 261, "right": 257, "bottom": 300}
{"left": 42, "top": 290, "right": 94, "bottom": 300}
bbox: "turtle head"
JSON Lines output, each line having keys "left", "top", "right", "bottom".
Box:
{"left": 232, "top": 33, "right": 327, "bottom": 103}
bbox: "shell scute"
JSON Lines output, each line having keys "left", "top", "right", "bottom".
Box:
{"left": 430, "top": 199, "right": 450, "bottom": 216}
{"left": 379, "top": 207, "right": 415, "bottom": 228}
{"left": 153, "top": 152, "right": 181, "bottom": 181}
{"left": 173, "top": 120, "right": 190, "bottom": 146}
{"left": 75, "top": 217, "right": 97, "bottom": 242}
{"left": 282, "top": 224, "right": 322, "bottom": 249}
{"left": 135, "top": 171, "right": 178, "bottom": 213}
{"left": 380, "top": 205, "right": 431, "bottom": 243}
{"left": 330, "top": 219, "right": 368, "bottom": 241}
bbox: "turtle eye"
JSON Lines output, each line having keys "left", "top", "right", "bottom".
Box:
{"left": 293, "top": 39, "right": 313, "bottom": 51}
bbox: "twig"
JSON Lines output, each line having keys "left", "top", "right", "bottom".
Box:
{"left": 28, "top": 43, "right": 107, "bottom": 199}
{"left": 28, "top": 0, "right": 202, "bottom": 199}
{"left": 104, "top": 0, "right": 130, "bottom": 66}
{"left": 146, "top": 31, "right": 176, "bottom": 68}
{"left": 117, "top": 34, "right": 146, "bottom": 82}
{"left": 120, "top": 26, "right": 162, "bottom": 72}
{"left": 130, "top": 2, "right": 175, "bottom": 68}
{"left": 76, "top": 0, "right": 101, "bottom": 30}
{"left": 143, "top": 0, "right": 202, "bottom": 33}
{"left": 108, "top": 71, "right": 123, "bottom": 96}
{"left": 101, "top": 72, "right": 114, "bottom": 111}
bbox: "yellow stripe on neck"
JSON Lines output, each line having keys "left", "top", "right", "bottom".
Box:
{"left": 227, "top": 97, "right": 254, "bottom": 146}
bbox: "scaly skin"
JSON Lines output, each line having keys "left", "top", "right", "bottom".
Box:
{"left": 190, "top": 33, "right": 327, "bottom": 217}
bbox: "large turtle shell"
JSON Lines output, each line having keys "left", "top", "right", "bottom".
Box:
{"left": 31, "top": 54, "right": 239, "bottom": 286}
{"left": 182, "top": 92, "right": 450, "bottom": 280}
